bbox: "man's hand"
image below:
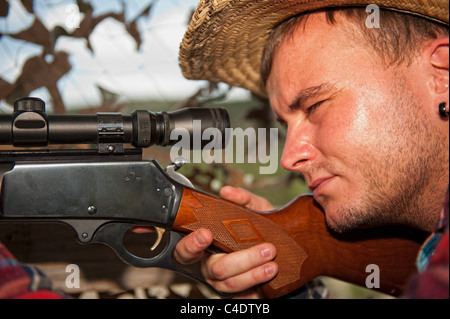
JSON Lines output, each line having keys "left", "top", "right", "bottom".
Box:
{"left": 173, "top": 186, "right": 278, "bottom": 298}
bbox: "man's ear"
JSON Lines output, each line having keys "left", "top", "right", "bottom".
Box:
{"left": 427, "top": 37, "right": 449, "bottom": 96}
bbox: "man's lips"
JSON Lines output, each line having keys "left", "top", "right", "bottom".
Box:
{"left": 308, "top": 176, "right": 335, "bottom": 197}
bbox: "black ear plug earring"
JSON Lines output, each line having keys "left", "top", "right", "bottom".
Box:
{"left": 439, "top": 102, "right": 449, "bottom": 118}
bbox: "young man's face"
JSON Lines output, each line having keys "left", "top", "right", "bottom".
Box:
{"left": 267, "top": 11, "right": 448, "bottom": 233}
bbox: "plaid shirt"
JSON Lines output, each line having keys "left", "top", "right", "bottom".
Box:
{"left": 0, "top": 242, "right": 66, "bottom": 299}
{"left": 402, "top": 188, "right": 449, "bottom": 299}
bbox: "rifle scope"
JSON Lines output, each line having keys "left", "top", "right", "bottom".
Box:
{"left": 0, "top": 97, "right": 230, "bottom": 151}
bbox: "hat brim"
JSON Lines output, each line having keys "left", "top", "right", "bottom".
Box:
{"left": 179, "top": 0, "right": 449, "bottom": 98}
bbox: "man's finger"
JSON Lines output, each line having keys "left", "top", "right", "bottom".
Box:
{"left": 220, "top": 186, "right": 274, "bottom": 211}
{"left": 202, "top": 243, "right": 277, "bottom": 281}
{"left": 174, "top": 228, "right": 213, "bottom": 265}
{"left": 205, "top": 261, "right": 278, "bottom": 293}
{"left": 131, "top": 226, "right": 155, "bottom": 233}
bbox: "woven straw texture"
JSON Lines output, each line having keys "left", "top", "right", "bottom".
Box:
{"left": 179, "top": 0, "right": 449, "bottom": 97}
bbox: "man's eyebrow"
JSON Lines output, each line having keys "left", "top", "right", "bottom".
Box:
{"left": 287, "top": 82, "right": 337, "bottom": 112}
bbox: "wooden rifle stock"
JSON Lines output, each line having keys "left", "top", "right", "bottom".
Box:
{"left": 172, "top": 188, "right": 428, "bottom": 299}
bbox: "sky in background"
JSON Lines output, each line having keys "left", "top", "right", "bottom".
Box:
{"left": 0, "top": 0, "right": 249, "bottom": 111}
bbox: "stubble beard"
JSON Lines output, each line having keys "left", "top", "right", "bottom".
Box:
{"left": 328, "top": 80, "right": 449, "bottom": 234}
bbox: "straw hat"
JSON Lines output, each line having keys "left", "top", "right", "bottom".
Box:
{"left": 179, "top": 0, "right": 449, "bottom": 98}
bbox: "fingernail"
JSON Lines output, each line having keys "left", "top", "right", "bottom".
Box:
{"left": 265, "top": 265, "right": 275, "bottom": 276}
{"left": 261, "top": 247, "right": 271, "bottom": 258}
{"left": 195, "top": 233, "right": 206, "bottom": 246}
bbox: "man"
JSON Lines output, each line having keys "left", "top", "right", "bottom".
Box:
{"left": 174, "top": 0, "right": 449, "bottom": 298}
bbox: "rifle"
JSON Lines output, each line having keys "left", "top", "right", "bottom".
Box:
{"left": 0, "top": 97, "right": 427, "bottom": 299}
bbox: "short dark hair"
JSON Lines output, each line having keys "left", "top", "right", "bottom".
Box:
{"left": 260, "top": 7, "right": 449, "bottom": 87}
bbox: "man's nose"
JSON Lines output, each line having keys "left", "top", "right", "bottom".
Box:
{"left": 280, "top": 126, "right": 317, "bottom": 172}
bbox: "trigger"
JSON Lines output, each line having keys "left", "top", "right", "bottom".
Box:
{"left": 151, "top": 227, "right": 166, "bottom": 251}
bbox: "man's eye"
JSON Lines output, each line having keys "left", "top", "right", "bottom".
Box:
{"left": 306, "top": 100, "right": 325, "bottom": 115}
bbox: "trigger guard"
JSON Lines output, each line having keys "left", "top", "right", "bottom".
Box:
{"left": 90, "top": 222, "right": 177, "bottom": 268}
{"left": 90, "top": 222, "right": 232, "bottom": 298}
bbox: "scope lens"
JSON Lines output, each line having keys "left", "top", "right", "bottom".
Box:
{"left": 154, "top": 108, "right": 230, "bottom": 148}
